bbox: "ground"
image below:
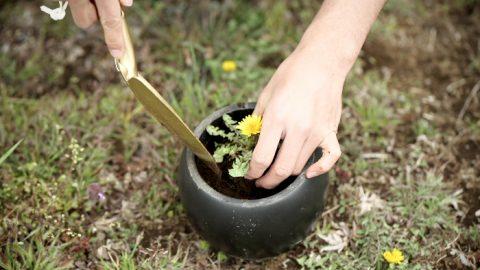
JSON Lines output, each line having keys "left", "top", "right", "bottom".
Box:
{"left": 0, "top": 0, "right": 479, "bottom": 269}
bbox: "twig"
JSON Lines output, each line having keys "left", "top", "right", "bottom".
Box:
{"left": 446, "top": 78, "right": 466, "bottom": 93}
{"left": 361, "top": 153, "right": 389, "bottom": 160}
{"left": 436, "top": 254, "right": 447, "bottom": 264}
{"left": 322, "top": 205, "right": 340, "bottom": 217}
{"left": 444, "top": 233, "right": 461, "bottom": 250}
{"left": 436, "top": 234, "right": 460, "bottom": 264}
{"left": 457, "top": 80, "right": 480, "bottom": 123}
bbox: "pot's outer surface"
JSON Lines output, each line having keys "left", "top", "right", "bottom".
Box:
{"left": 177, "top": 103, "right": 329, "bottom": 259}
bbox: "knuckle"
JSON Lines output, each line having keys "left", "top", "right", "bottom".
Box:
{"left": 273, "top": 166, "right": 291, "bottom": 178}
{"left": 317, "top": 164, "right": 328, "bottom": 172}
{"left": 251, "top": 156, "right": 270, "bottom": 170}
{"left": 77, "top": 22, "right": 91, "bottom": 30}
{"left": 258, "top": 91, "right": 269, "bottom": 103}
{"left": 107, "top": 41, "right": 123, "bottom": 51}
{"left": 293, "top": 168, "right": 302, "bottom": 176}
{"left": 331, "top": 149, "right": 342, "bottom": 159}
{"left": 101, "top": 17, "right": 122, "bottom": 30}
{"left": 269, "top": 113, "right": 284, "bottom": 125}
{"left": 73, "top": 17, "right": 94, "bottom": 29}
{"left": 105, "top": 37, "right": 123, "bottom": 50}
{"left": 310, "top": 131, "right": 325, "bottom": 143}
{"left": 293, "top": 122, "right": 311, "bottom": 134}
{"left": 260, "top": 182, "right": 277, "bottom": 190}
{"left": 268, "top": 107, "right": 287, "bottom": 124}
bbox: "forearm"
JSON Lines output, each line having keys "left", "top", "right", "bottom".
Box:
{"left": 295, "top": 0, "right": 386, "bottom": 76}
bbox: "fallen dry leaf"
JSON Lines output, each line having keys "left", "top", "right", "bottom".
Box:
{"left": 358, "top": 187, "right": 385, "bottom": 215}
{"left": 317, "top": 222, "right": 350, "bottom": 253}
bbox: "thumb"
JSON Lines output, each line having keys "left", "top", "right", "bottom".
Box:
{"left": 306, "top": 132, "right": 341, "bottom": 178}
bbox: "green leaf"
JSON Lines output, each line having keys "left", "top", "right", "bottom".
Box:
{"left": 217, "top": 251, "right": 228, "bottom": 262}
{"left": 206, "top": 126, "right": 234, "bottom": 140}
{"left": 0, "top": 139, "right": 23, "bottom": 166}
{"left": 228, "top": 155, "right": 250, "bottom": 177}
{"left": 198, "top": 240, "right": 210, "bottom": 251}
{"left": 222, "top": 114, "right": 237, "bottom": 131}
{"left": 213, "top": 144, "right": 237, "bottom": 163}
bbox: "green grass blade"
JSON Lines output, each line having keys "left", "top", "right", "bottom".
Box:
{"left": 0, "top": 139, "right": 23, "bottom": 166}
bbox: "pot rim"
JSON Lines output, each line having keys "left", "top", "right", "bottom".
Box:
{"left": 184, "top": 103, "right": 309, "bottom": 207}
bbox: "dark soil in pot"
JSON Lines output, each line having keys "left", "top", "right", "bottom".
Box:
{"left": 194, "top": 108, "right": 295, "bottom": 200}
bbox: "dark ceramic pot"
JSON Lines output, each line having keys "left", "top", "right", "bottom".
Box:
{"left": 176, "top": 103, "right": 329, "bottom": 259}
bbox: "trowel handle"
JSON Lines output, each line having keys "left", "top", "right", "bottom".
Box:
{"left": 115, "top": 11, "right": 137, "bottom": 81}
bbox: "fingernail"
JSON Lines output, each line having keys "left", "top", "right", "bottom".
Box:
{"left": 306, "top": 171, "right": 321, "bottom": 179}
{"left": 110, "top": 49, "right": 123, "bottom": 58}
{"left": 124, "top": 0, "right": 133, "bottom": 6}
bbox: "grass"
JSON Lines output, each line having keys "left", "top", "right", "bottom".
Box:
{"left": 0, "top": 229, "right": 72, "bottom": 270}
{"left": 1, "top": 0, "right": 479, "bottom": 269}
{"left": 297, "top": 167, "right": 462, "bottom": 269}
{"left": 0, "top": 140, "right": 23, "bottom": 166}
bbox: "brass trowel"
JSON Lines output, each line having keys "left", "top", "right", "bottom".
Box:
{"left": 115, "top": 12, "right": 220, "bottom": 175}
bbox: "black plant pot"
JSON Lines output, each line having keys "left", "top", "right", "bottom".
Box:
{"left": 176, "top": 103, "right": 329, "bottom": 259}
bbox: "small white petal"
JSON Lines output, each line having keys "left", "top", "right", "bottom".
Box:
{"left": 40, "top": 1, "right": 68, "bottom": 21}
{"left": 40, "top": 6, "right": 53, "bottom": 15}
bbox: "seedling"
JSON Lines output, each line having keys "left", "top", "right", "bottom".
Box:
{"left": 207, "top": 114, "right": 262, "bottom": 177}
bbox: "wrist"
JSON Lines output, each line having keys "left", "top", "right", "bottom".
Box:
{"left": 294, "top": 28, "right": 360, "bottom": 77}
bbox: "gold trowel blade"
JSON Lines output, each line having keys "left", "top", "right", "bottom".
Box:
{"left": 127, "top": 75, "right": 217, "bottom": 164}
{"left": 116, "top": 12, "right": 219, "bottom": 174}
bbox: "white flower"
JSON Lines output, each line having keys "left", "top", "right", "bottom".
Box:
{"left": 358, "top": 186, "right": 385, "bottom": 215}
{"left": 40, "top": 1, "right": 68, "bottom": 21}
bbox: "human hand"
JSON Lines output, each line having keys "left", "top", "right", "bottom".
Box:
{"left": 69, "top": 0, "right": 133, "bottom": 58}
{"left": 244, "top": 0, "right": 385, "bottom": 189}
{"left": 245, "top": 46, "right": 349, "bottom": 189}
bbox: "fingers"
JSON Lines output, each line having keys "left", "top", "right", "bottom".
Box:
{"left": 95, "top": 0, "right": 124, "bottom": 58}
{"left": 255, "top": 131, "right": 306, "bottom": 189}
{"left": 119, "top": 0, "right": 133, "bottom": 7}
{"left": 306, "top": 132, "right": 341, "bottom": 178}
{"left": 70, "top": 0, "right": 98, "bottom": 29}
{"left": 292, "top": 136, "right": 319, "bottom": 175}
{"left": 70, "top": 0, "right": 133, "bottom": 57}
{"left": 245, "top": 117, "right": 282, "bottom": 180}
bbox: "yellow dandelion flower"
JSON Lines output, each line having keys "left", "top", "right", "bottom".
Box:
{"left": 383, "top": 248, "right": 404, "bottom": 265}
{"left": 237, "top": 115, "right": 262, "bottom": 137}
{"left": 222, "top": 60, "right": 237, "bottom": 72}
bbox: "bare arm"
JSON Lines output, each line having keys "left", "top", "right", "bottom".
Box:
{"left": 298, "top": 0, "right": 385, "bottom": 74}
{"left": 247, "top": 0, "right": 386, "bottom": 188}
